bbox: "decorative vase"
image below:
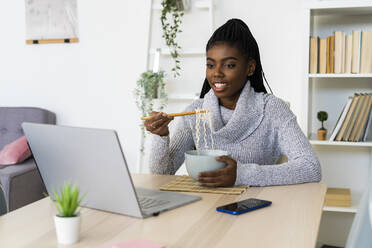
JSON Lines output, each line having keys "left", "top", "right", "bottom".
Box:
{"left": 317, "top": 129, "right": 327, "bottom": 140}
{"left": 54, "top": 213, "right": 81, "bottom": 245}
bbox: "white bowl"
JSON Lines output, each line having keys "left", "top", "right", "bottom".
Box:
{"left": 184, "top": 150, "right": 229, "bottom": 180}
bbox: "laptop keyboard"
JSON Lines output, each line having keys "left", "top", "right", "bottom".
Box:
{"left": 138, "top": 197, "right": 170, "bottom": 210}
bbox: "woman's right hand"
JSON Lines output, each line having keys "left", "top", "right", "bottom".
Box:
{"left": 144, "top": 111, "right": 174, "bottom": 136}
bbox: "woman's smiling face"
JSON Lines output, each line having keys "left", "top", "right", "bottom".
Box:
{"left": 206, "top": 43, "right": 255, "bottom": 109}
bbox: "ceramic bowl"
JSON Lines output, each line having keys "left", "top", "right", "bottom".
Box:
{"left": 184, "top": 150, "right": 229, "bottom": 180}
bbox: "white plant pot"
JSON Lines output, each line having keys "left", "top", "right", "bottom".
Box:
{"left": 54, "top": 213, "right": 81, "bottom": 245}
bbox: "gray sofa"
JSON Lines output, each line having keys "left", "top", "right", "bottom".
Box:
{"left": 0, "top": 184, "right": 6, "bottom": 215}
{"left": 0, "top": 107, "right": 56, "bottom": 211}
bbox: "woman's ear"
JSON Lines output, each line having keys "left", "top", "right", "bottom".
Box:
{"left": 246, "top": 59, "right": 256, "bottom": 76}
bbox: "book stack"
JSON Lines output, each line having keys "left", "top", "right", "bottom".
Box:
{"left": 329, "top": 93, "right": 372, "bottom": 142}
{"left": 309, "top": 30, "right": 372, "bottom": 74}
{"left": 325, "top": 188, "right": 351, "bottom": 207}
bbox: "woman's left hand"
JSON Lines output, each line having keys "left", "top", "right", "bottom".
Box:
{"left": 197, "top": 156, "right": 237, "bottom": 187}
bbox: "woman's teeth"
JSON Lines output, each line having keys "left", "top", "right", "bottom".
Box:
{"left": 214, "top": 83, "right": 227, "bottom": 88}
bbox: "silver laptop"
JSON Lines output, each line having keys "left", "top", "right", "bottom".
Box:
{"left": 22, "top": 122, "right": 201, "bottom": 218}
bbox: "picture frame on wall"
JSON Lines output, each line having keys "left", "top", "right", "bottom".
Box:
{"left": 25, "top": 0, "right": 79, "bottom": 44}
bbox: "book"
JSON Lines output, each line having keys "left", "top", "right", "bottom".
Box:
{"left": 319, "top": 38, "right": 327, "bottom": 74}
{"left": 344, "top": 94, "right": 364, "bottom": 141}
{"left": 325, "top": 188, "right": 351, "bottom": 207}
{"left": 310, "top": 37, "right": 319, "bottom": 74}
{"left": 356, "top": 94, "right": 372, "bottom": 142}
{"left": 350, "top": 94, "right": 368, "bottom": 141}
{"left": 334, "top": 31, "right": 344, "bottom": 73}
{"left": 329, "top": 97, "right": 353, "bottom": 141}
{"left": 326, "top": 188, "right": 351, "bottom": 201}
{"left": 344, "top": 34, "right": 352, "bottom": 73}
{"left": 341, "top": 32, "right": 346, "bottom": 73}
{"left": 326, "top": 36, "right": 331, "bottom": 73}
{"left": 335, "top": 94, "right": 359, "bottom": 141}
{"left": 351, "top": 30, "right": 361, "bottom": 73}
{"left": 360, "top": 30, "right": 372, "bottom": 73}
{"left": 363, "top": 104, "right": 372, "bottom": 142}
{"left": 356, "top": 94, "right": 372, "bottom": 141}
{"left": 329, "top": 35, "right": 335, "bottom": 73}
{"left": 324, "top": 199, "right": 351, "bottom": 207}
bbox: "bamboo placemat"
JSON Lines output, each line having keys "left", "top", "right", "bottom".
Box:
{"left": 160, "top": 175, "right": 248, "bottom": 195}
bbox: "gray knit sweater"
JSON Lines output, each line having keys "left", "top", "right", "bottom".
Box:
{"left": 149, "top": 82, "right": 321, "bottom": 186}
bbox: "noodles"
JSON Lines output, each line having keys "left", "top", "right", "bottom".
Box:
{"left": 194, "top": 109, "right": 214, "bottom": 151}
{"left": 195, "top": 109, "right": 201, "bottom": 150}
{"left": 202, "top": 111, "right": 208, "bottom": 149}
{"left": 208, "top": 110, "right": 214, "bottom": 150}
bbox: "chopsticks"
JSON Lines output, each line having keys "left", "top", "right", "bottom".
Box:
{"left": 141, "top": 110, "right": 209, "bottom": 120}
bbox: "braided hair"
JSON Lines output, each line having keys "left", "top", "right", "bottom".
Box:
{"left": 200, "top": 18, "right": 268, "bottom": 98}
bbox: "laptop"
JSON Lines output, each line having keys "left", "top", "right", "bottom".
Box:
{"left": 22, "top": 122, "right": 201, "bottom": 218}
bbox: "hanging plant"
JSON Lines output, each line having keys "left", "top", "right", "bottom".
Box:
{"left": 160, "top": 0, "right": 184, "bottom": 77}
{"left": 134, "top": 70, "right": 167, "bottom": 151}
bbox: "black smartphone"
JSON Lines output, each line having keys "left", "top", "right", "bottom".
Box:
{"left": 216, "top": 198, "right": 272, "bottom": 215}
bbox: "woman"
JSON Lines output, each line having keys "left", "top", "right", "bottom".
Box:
{"left": 144, "top": 18, "right": 321, "bottom": 187}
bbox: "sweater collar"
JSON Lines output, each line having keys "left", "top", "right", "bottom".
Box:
{"left": 202, "top": 82, "right": 264, "bottom": 141}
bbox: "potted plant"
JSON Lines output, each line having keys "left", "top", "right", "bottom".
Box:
{"left": 160, "top": 0, "right": 185, "bottom": 77}
{"left": 50, "top": 182, "right": 84, "bottom": 245}
{"left": 317, "top": 111, "right": 328, "bottom": 140}
{"left": 134, "top": 70, "right": 167, "bottom": 151}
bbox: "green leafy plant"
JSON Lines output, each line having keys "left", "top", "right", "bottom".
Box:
{"left": 50, "top": 182, "right": 84, "bottom": 217}
{"left": 134, "top": 70, "right": 167, "bottom": 151}
{"left": 160, "top": 0, "right": 184, "bottom": 77}
{"left": 317, "top": 111, "right": 328, "bottom": 130}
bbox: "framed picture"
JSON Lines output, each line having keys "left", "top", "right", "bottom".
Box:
{"left": 25, "top": 0, "right": 79, "bottom": 44}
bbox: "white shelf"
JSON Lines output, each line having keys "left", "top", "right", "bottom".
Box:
{"left": 168, "top": 93, "right": 199, "bottom": 100}
{"left": 323, "top": 194, "right": 360, "bottom": 213}
{"left": 305, "top": 3, "right": 372, "bottom": 245}
{"left": 323, "top": 204, "right": 357, "bottom": 213}
{"left": 152, "top": 1, "right": 211, "bottom": 10}
{"left": 310, "top": 139, "right": 372, "bottom": 147}
{"left": 306, "top": 1, "right": 372, "bottom": 16}
{"left": 194, "top": 0, "right": 211, "bottom": 9}
{"left": 149, "top": 48, "right": 205, "bottom": 56}
{"left": 309, "top": 74, "right": 372, "bottom": 78}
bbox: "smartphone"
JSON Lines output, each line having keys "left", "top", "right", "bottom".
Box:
{"left": 216, "top": 198, "right": 272, "bottom": 215}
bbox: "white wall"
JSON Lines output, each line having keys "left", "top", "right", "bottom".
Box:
{"left": 0, "top": 0, "right": 152, "bottom": 172}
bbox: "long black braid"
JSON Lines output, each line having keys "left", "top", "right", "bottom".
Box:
{"left": 200, "top": 18, "right": 272, "bottom": 98}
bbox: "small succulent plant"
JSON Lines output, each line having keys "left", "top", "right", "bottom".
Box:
{"left": 50, "top": 182, "right": 84, "bottom": 217}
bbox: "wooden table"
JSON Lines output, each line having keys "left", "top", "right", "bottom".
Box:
{"left": 0, "top": 174, "right": 326, "bottom": 248}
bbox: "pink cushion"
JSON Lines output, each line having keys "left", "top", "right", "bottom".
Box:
{"left": 0, "top": 136, "right": 31, "bottom": 165}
